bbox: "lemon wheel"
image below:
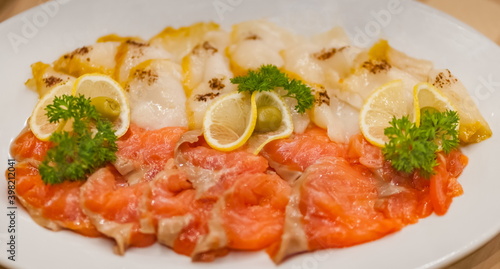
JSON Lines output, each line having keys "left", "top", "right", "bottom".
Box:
{"left": 202, "top": 91, "right": 257, "bottom": 151}
{"left": 359, "top": 80, "right": 413, "bottom": 147}
{"left": 247, "top": 91, "right": 294, "bottom": 154}
{"left": 413, "top": 82, "right": 456, "bottom": 126}
{"left": 29, "top": 82, "right": 73, "bottom": 141}
{"left": 72, "top": 73, "right": 130, "bottom": 137}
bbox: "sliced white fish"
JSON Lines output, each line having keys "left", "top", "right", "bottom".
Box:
{"left": 283, "top": 27, "right": 361, "bottom": 88}
{"left": 53, "top": 41, "right": 120, "bottom": 77}
{"left": 428, "top": 69, "right": 492, "bottom": 143}
{"left": 115, "top": 40, "right": 171, "bottom": 84}
{"left": 149, "top": 22, "right": 221, "bottom": 63}
{"left": 183, "top": 35, "right": 236, "bottom": 130}
{"left": 126, "top": 59, "right": 188, "bottom": 129}
{"left": 227, "top": 20, "right": 298, "bottom": 73}
{"left": 312, "top": 87, "right": 360, "bottom": 144}
{"left": 26, "top": 62, "right": 75, "bottom": 97}
{"left": 338, "top": 64, "right": 420, "bottom": 109}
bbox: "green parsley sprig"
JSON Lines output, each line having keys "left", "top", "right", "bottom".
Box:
{"left": 230, "top": 65, "right": 314, "bottom": 113}
{"left": 382, "top": 110, "right": 460, "bottom": 178}
{"left": 39, "top": 94, "right": 118, "bottom": 184}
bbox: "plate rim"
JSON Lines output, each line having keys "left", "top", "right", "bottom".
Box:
{"left": 1, "top": 1, "right": 500, "bottom": 268}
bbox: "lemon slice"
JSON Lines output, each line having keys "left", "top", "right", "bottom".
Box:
{"left": 360, "top": 80, "right": 413, "bottom": 147}
{"left": 29, "top": 81, "right": 73, "bottom": 141}
{"left": 203, "top": 91, "right": 257, "bottom": 151}
{"left": 247, "top": 91, "right": 294, "bottom": 154}
{"left": 72, "top": 73, "right": 130, "bottom": 137}
{"left": 413, "top": 82, "right": 456, "bottom": 126}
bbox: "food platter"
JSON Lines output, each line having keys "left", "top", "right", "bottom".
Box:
{"left": 1, "top": 0, "right": 500, "bottom": 268}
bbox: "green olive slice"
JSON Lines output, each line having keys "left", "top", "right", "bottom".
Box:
{"left": 91, "top": 96, "right": 121, "bottom": 121}
{"left": 255, "top": 105, "right": 282, "bottom": 133}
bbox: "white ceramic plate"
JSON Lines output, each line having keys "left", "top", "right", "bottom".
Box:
{"left": 1, "top": 0, "right": 500, "bottom": 268}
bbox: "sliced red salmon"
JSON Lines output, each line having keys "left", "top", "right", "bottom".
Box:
{"left": 347, "top": 133, "right": 385, "bottom": 169}
{"left": 10, "top": 129, "right": 52, "bottom": 162}
{"left": 8, "top": 119, "right": 468, "bottom": 262}
{"left": 13, "top": 161, "right": 100, "bottom": 237}
{"left": 10, "top": 130, "right": 99, "bottom": 237}
{"left": 222, "top": 172, "right": 290, "bottom": 250}
{"left": 262, "top": 127, "right": 348, "bottom": 172}
{"left": 114, "top": 124, "right": 187, "bottom": 181}
{"left": 429, "top": 151, "right": 467, "bottom": 215}
{"left": 268, "top": 157, "right": 404, "bottom": 262}
{"left": 265, "top": 129, "right": 468, "bottom": 263}
{"left": 80, "top": 166, "right": 156, "bottom": 254}
{"left": 172, "top": 198, "right": 220, "bottom": 261}
{"left": 348, "top": 134, "right": 434, "bottom": 224}
{"left": 150, "top": 162, "right": 195, "bottom": 222}
{"left": 149, "top": 161, "right": 198, "bottom": 249}
{"left": 179, "top": 143, "right": 269, "bottom": 198}
{"left": 168, "top": 141, "right": 290, "bottom": 261}
{"left": 368, "top": 150, "right": 467, "bottom": 221}
{"left": 300, "top": 157, "right": 404, "bottom": 249}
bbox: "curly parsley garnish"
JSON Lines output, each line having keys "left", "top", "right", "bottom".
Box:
{"left": 39, "top": 94, "right": 118, "bottom": 184}
{"left": 382, "top": 110, "right": 460, "bottom": 178}
{"left": 230, "top": 65, "right": 314, "bottom": 113}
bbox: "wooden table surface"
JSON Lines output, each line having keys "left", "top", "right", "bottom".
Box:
{"left": 1, "top": 1, "right": 499, "bottom": 269}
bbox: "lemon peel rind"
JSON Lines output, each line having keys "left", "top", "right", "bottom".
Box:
{"left": 72, "top": 73, "right": 130, "bottom": 138}
{"left": 246, "top": 91, "right": 294, "bottom": 155}
{"left": 413, "top": 82, "right": 457, "bottom": 128}
{"left": 203, "top": 91, "right": 257, "bottom": 152}
{"left": 359, "top": 79, "right": 407, "bottom": 148}
{"left": 28, "top": 82, "right": 74, "bottom": 141}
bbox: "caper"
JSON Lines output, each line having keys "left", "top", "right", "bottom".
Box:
{"left": 255, "top": 105, "right": 282, "bottom": 133}
{"left": 90, "top": 96, "right": 121, "bottom": 121}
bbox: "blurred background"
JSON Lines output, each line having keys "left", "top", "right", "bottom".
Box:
{"left": 419, "top": 0, "right": 500, "bottom": 45}
{"left": 0, "top": 0, "right": 499, "bottom": 268}
{"left": 1, "top": 0, "right": 500, "bottom": 45}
